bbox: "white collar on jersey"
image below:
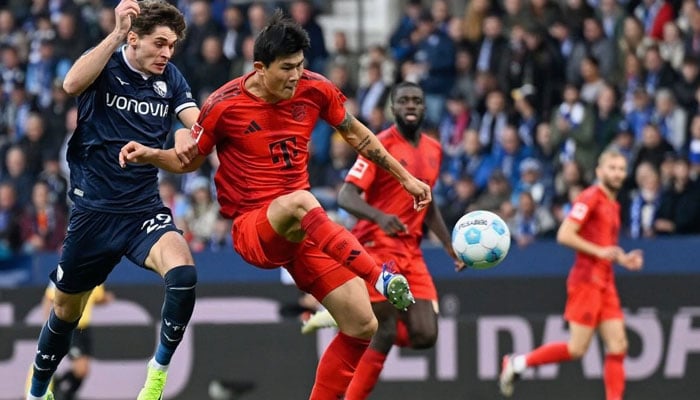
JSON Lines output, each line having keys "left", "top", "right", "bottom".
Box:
{"left": 121, "top": 45, "right": 150, "bottom": 81}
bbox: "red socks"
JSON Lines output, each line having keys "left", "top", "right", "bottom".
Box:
{"left": 309, "top": 332, "right": 370, "bottom": 400}
{"left": 604, "top": 353, "right": 625, "bottom": 400}
{"left": 345, "top": 348, "right": 387, "bottom": 400}
{"left": 301, "top": 207, "right": 380, "bottom": 284}
{"left": 525, "top": 342, "right": 572, "bottom": 367}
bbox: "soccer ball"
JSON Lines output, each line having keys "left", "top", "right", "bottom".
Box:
{"left": 451, "top": 210, "right": 511, "bottom": 269}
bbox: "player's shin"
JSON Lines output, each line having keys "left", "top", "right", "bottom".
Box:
{"left": 345, "top": 348, "right": 387, "bottom": 400}
{"left": 155, "top": 265, "right": 196, "bottom": 366}
{"left": 30, "top": 310, "right": 79, "bottom": 397}
{"left": 309, "top": 332, "right": 369, "bottom": 400}
{"left": 604, "top": 353, "right": 625, "bottom": 400}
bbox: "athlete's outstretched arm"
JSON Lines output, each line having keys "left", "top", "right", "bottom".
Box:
{"left": 557, "top": 218, "right": 622, "bottom": 261}
{"left": 335, "top": 112, "right": 432, "bottom": 210}
{"left": 119, "top": 138, "right": 206, "bottom": 174}
{"left": 425, "top": 200, "right": 465, "bottom": 271}
{"left": 337, "top": 182, "right": 408, "bottom": 236}
{"left": 63, "top": 0, "right": 138, "bottom": 96}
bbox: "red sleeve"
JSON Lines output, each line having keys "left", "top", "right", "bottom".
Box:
{"left": 345, "top": 155, "right": 377, "bottom": 191}
{"left": 567, "top": 190, "right": 598, "bottom": 225}
{"left": 316, "top": 79, "right": 347, "bottom": 127}
{"left": 193, "top": 100, "right": 228, "bottom": 156}
{"left": 650, "top": 4, "right": 674, "bottom": 40}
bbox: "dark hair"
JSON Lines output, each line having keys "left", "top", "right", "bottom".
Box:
{"left": 131, "top": 0, "right": 187, "bottom": 41}
{"left": 390, "top": 81, "right": 423, "bottom": 103}
{"left": 254, "top": 9, "right": 310, "bottom": 66}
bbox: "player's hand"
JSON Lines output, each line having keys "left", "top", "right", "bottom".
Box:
{"left": 174, "top": 128, "right": 199, "bottom": 166}
{"left": 619, "top": 249, "right": 644, "bottom": 271}
{"left": 402, "top": 177, "right": 432, "bottom": 211}
{"left": 597, "top": 245, "right": 622, "bottom": 261}
{"left": 447, "top": 247, "right": 466, "bottom": 272}
{"left": 114, "top": 0, "right": 140, "bottom": 39}
{"left": 375, "top": 213, "right": 408, "bottom": 236}
{"left": 119, "top": 141, "right": 155, "bottom": 167}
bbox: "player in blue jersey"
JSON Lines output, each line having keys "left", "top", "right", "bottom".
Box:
{"left": 26, "top": 1, "right": 200, "bottom": 400}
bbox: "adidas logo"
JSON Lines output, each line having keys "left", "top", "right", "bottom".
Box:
{"left": 244, "top": 120, "right": 261, "bottom": 134}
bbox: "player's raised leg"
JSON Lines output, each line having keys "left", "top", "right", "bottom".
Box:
{"left": 308, "top": 277, "right": 376, "bottom": 399}
{"left": 27, "top": 290, "right": 91, "bottom": 400}
{"left": 137, "top": 231, "right": 197, "bottom": 400}
{"left": 268, "top": 190, "right": 414, "bottom": 309}
{"left": 599, "top": 319, "right": 628, "bottom": 400}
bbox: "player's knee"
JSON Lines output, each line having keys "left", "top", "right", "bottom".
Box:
{"left": 345, "top": 314, "right": 378, "bottom": 339}
{"left": 280, "top": 190, "right": 322, "bottom": 217}
{"left": 606, "top": 336, "right": 628, "bottom": 355}
{"left": 568, "top": 343, "right": 588, "bottom": 360}
{"left": 52, "top": 303, "right": 82, "bottom": 323}
{"left": 164, "top": 265, "right": 197, "bottom": 289}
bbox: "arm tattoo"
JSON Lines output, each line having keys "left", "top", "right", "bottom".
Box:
{"left": 355, "top": 135, "right": 371, "bottom": 151}
{"left": 367, "top": 148, "right": 390, "bottom": 171}
{"left": 335, "top": 112, "right": 354, "bottom": 132}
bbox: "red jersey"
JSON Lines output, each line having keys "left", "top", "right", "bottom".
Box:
{"left": 566, "top": 185, "right": 621, "bottom": 286}
{"left": 345, "top": 126, "right": 442, "bottom": 246}
{"left": 194, "top": 70, "right": 347, "bottom": 219}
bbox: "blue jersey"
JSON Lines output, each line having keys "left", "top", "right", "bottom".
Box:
{"left": 68, "top": 46, "right": 196, "bottom": 212}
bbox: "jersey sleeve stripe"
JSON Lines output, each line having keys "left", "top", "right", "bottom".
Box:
{"left": 175, "top": 102, "right": 198, "bottom": 115}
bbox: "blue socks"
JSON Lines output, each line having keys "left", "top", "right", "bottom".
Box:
{"left": 155, "top": 265, "right": 196, "bottom": 366}
{"left": 30, "top": 309, "right": 79, "bottom": 397}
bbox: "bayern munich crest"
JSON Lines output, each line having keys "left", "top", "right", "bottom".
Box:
{"left": 291, "top": 103, "right": 306, "bottom": 122}
{"left": 153, "top": 81, "right": 167, "bottom": 97}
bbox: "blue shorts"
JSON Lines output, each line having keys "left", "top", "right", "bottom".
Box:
{"left": 52, "top": 206, "right": 181, "bottom": 293}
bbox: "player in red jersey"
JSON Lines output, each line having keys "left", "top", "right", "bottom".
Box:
{"left": 499, "top": 149, "right": 643, "bottom": 400}
{"left": 119, "top": 10, "right": 432, "bottom": 399}
{"left": 339, "top": 82, "right": 464, "bottom": 399}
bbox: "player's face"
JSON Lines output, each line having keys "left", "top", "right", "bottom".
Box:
{"left": 392, "top": 86, "right": 425, "bottom": 131}
{"left": 597, "top": 154, "right": 627, "bottom": 192}
{"left": 128, "top": 26, "right": 178, "bottom": 75}
{"left": 258, "top": 51, "right": 305, "bottom": 101}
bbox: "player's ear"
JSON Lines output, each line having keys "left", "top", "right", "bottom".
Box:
{"left": 253, "top": 61, "right": 266, "bottom": 75}
{"left": 126, "top": 31, "right": 138, "bottom": 48}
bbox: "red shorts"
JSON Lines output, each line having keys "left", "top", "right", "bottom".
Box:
{"left": 232, "top": 204, "right": 355, "bottom": 301}
{"left": 362, "top": 238, "right": 437, "bottom": 303}
{"left": 564, "top": 281, "right": 623, "bottom": 327}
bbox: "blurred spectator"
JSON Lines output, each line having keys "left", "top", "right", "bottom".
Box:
{"left": 561, "top": 0, "right": 594, "bottom": 40}
{"left": 289, "top": 0, "right": 328, "bottom": 73}
{"left": 632, "top": 123, "right": 676, "bottom": 172}
{"left": 443, "top": 128, "right": 494, "bottom": 192}
{"left": 633, "top": 0, "right": 674, "bottom": 41}
{"left": 1, "top": 78, "right": 32, "bottom": 140}
{"left": 521, "top": 23, "right": 564, "bottom": 120}
{"left": 567, "top": 17, "right": 616, "bottom": 84}
{"left": 476, "top": 89, "right": 510, "bottom": 152}
{"left": 230, "top": 34, "right": 254, "bottom": 78}
{"left": 652, "top": 88, "right": 687, "bottom": 151}
{"left": 327, "top": 31, "right": 359, "bottom": 91}
{"left": 94, "top": 4, "right": 116, "bottom": 42}
{"left": 0, "top": 9, "right": 28, "bottom": 56}
{"left": 438, "top": 90, "right": 473, "bottom": 159}
{"left": 389, "top": 0, "right": 424, "bottom": 62}
{"left": 511, "top": 157, "right": 553, "bottom": 207}
{"left": 618, "top": 16, "right": 654, "bottom": 63}
{"left": 552, "top": 182, "right": 584, "bottom": 224}
{"left": 0, "top": 181, "right": 22, "bottom": 259}
{"left": 310, "top": 132, "right": 355, "bottom": 211}
{"left": 246, "top": 2, "right": 268, "bottom": 38}
{"left": 474, "top": 13, "right": 508, "bottom": 79}
{"left": 587, "top": 83, "right": 624, "bottom": 155}
{"left": 683, "top": 5, "right": 700, "bottom": 59}
{"left": 20, "top": 180, "right": 66, "bottom": 253}
{"left": 522, "top": 0, "right": 562, "bottom": 33}
{"left": 441, "top": 176, "right": 477, "bottom": 230}
{"left": 208, "top": 216, "right": 233, "bottom": 252}
{"left": 532, "top": 121, "right": 559, "bottom": 184}
{"left": 653, "top": 156, "right": 700, "bottom": 234}
{"left": 491, "top": 124, "right": 533, "bottom": 186}
{"left": 176, "top": 0, "right": 223, "bottom": 77}
{"left": 327, "top": 63, "right": 355, "bottom": 98}
{"left": 430, "top": 0, "right": 451, "bottom": 34}
{"left": 596, "top": 0, "right": 625, "bottom": 40}
{"left": 642, "top": 45, "right": 677, "bottom": 95}
{"left": 221, "top": 4, "right": 247, "bottom": 61}
{"left": 461, "top": 0, "right": 492, "bottom": 45}
{"left": 18, "top": 112, "right": 53, "bottom": 177}
{"left": 660, "top": 21, "right": 685, "bottom": 70}
{"left": 511, "top": 87, "right": 538, "bottom": 147}
{"left": 677, "top": 0, "right": 697, "bottom": 34}
{"left": 621, "top": 161, "right": 663, "bottom": 238}
{"left": 607, "top": 128, "right": 637, "bottom": 172}
{"left": 356, "top": 62, "right": 389, "bottom": 125}
{"left": 453, "top": 46, "right": 477, "bottom": 107}
{"left": 620, "top": 53, "right": 645, "bottom": 114}
{"left": 53, "top": 11, "right": 87, "bottom": 62}
{"left": 183, "top": 176, "right": 219, "bottom": 253}
{"left": 357, "top": 44, "right": 395, "bottom": 87}
{"left": 190, "top": 35, "right": 231, "bottom": 101}
{"left": 25, "top": 38, "right": 66, "bottom": 108}
{"left": 672, "top": 56, "right": 700, "bottom": 110}
{"left": 625, "top": 87, "right": 655, "bottom": 140}
{"left": 158, "top": 175, "right": 188, "bottom": 230}
{"left": 579, "top": 56, "right": 606, "bottom": 104}
{"left": 554, "top": 159, "right": 587, "bottom": 199}
{"left": 2, "top": 145, "right": 34, "bottom": 205}
{"left": 37, "top": 156, "right": 68, "bottom": 209}
{"left": 1, "top": 44, "right": 26, "bottom": 100}
{"left": 470, "top": 170, "right": 512, "bottom": 213}
{"left": 502, "top": 0, "right": 528, "bottom": 33}
{"left": 551, "top": 83, "right": 597, "bottom": 173}
{"left": 508, "top": 191, "right": 556, "bottom": 247}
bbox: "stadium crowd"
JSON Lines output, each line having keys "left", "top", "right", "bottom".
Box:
{"left": 1, "top": 0, "right": 700, "bottom": 257}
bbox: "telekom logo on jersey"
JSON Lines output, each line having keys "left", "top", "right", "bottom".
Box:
{"left": 105, "top": 93, "right": 169, "bottom": 117}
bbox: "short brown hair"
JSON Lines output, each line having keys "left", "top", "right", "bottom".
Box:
{"left": 131, "top": 0, "right": 187, "bottom": 41}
